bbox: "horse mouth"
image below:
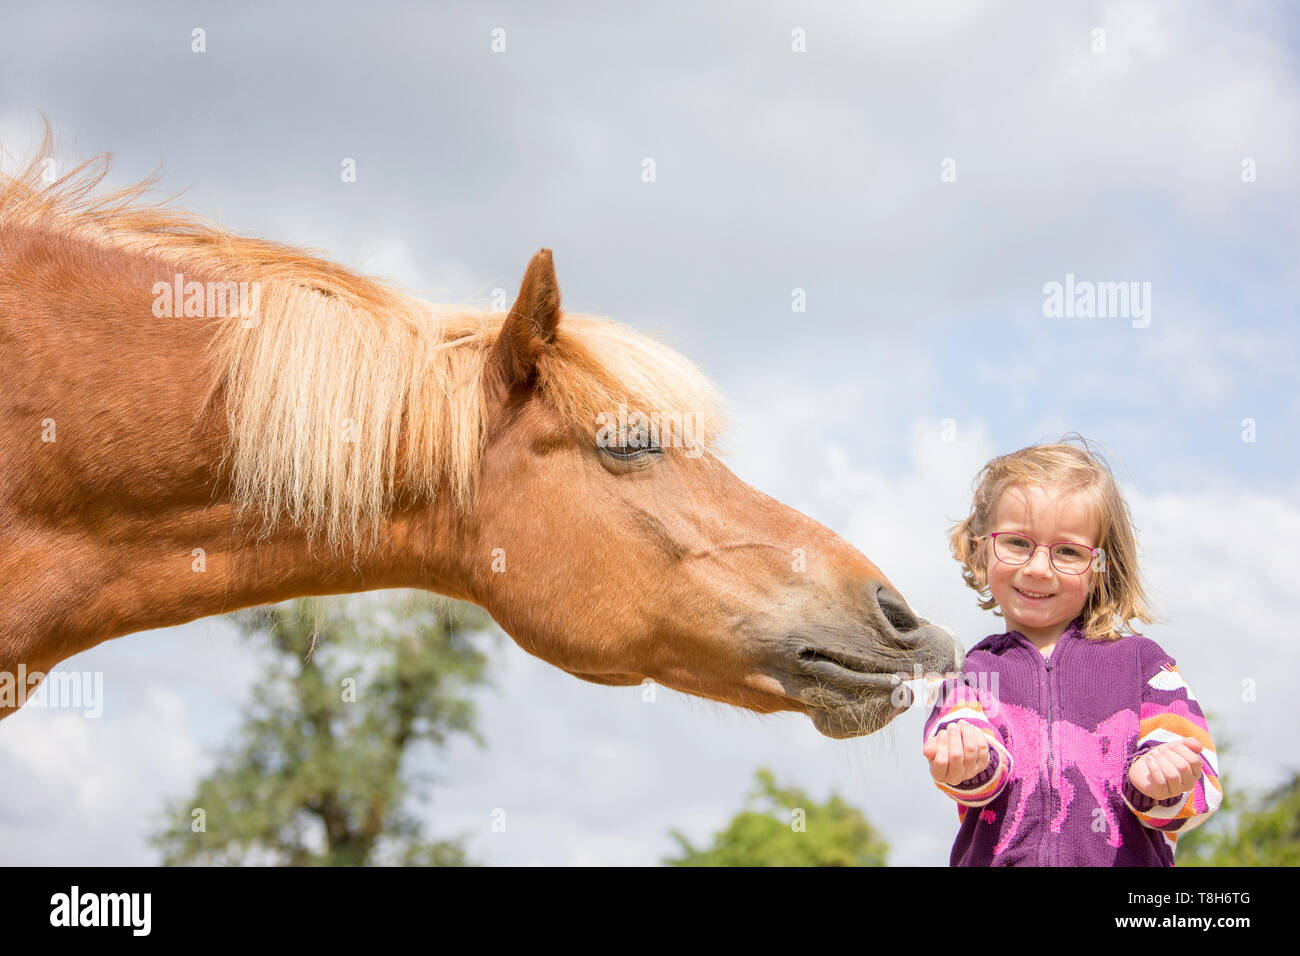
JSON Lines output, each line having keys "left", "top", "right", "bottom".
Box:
{"left": 797, "top": 648, "right": 964, "bottom": 686}
{"left": 790, "top": 636, "right": 965, "bottom": 738}
{"left": 795, "top": 647, "right": 909, "bottom": 689}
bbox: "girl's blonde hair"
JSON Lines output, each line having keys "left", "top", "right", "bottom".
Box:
{"left": 948, "top": 433, "right": 1156, "bottom": 641}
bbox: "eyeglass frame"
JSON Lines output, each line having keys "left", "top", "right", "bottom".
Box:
{"left": 977, "top": 532, "right": 1104, "bottom": 576}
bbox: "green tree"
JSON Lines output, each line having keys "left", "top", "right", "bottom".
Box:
{"left": 151, "top": 591, "right": 499, "bottom": 865}
{"left": 663, "top": 767, "right": 890, "bottom": 866}
{"left": 1178, "top": 769, "right": 1300, "bottom": 867}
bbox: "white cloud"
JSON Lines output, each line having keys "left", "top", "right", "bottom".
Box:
{"left": 0, "top": 687, "right": 202, "bottom": 865}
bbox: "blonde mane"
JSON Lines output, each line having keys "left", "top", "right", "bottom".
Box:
{"left": 0, "top": 127, "right": 728, "bottom": 550}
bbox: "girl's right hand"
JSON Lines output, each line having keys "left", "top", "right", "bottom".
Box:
{"left": 924, "top": 719, "right": 991, "bottom": 785}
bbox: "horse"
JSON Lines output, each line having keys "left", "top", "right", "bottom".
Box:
{"left": 0, "top": 129, "right": 962, "bottom": 738}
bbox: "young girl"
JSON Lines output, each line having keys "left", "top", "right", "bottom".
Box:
{"left": 922, "top": 437, "right": 1222, "bottom": 866}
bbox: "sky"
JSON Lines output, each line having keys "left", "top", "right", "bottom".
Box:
{"left": 1, "top": 0, "right": 1297, "bottom": 866}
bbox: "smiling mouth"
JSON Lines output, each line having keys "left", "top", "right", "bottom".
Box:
{"left": 1015, "top": 586, "right": 1055, "bottom": 599}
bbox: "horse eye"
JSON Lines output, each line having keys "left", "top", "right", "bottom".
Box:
{"left": 599, "top": 443, "right": 662, "bottom": 461}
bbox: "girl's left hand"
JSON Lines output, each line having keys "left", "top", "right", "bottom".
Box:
{"left": 1128, "top": 737, "right": 1204, "bottom": 801}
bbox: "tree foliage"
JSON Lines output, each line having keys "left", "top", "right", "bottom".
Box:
{"left": 663, "top": 767, "right": 890, "bottom": 866}
{"left": 151, "top": 592, "right": 498, "bottom": 866}
{"left": 1178, "top": 766, "right": 1300, "bottom": 867}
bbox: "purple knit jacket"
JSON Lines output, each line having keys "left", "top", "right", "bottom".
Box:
{"left": 922, "top": 615, "right": 1222, "bottom": 866}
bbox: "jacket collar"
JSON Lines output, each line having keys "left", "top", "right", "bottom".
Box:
{"left": 982, "top": 614, "right": 1086, "bottom": 654}
{"left": 1004, "top": 614, "right": 1085, "bottom": 647}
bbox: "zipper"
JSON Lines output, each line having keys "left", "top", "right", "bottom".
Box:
{"left": 1041, "top": 634, "right": 1068, "bottom": 867}
{"left": 1018, "top": 622, "right": 1077, "bottom": 866}
{"left": 1044, "top": 653, "right": 1053, "bottom": 867}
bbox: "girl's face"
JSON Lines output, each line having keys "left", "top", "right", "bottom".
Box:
{"left": 982, "top": 482, "right": 1099, "bottom": 643}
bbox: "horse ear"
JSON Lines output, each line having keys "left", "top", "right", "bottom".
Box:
{"left": 486, "top": 248, "right": 561, "bottom": 398}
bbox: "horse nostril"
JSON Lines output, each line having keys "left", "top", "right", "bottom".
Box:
{"left": 875, "top": 584, "right": 920, "bottom": 634}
